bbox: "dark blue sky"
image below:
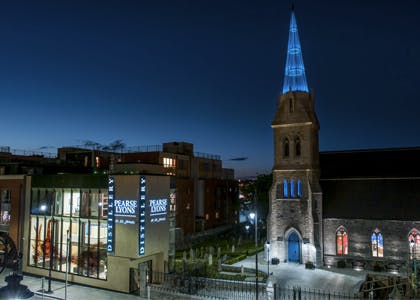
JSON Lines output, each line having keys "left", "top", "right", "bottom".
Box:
{"left": 1, "top": 0, "right": 419, "bottom": 178}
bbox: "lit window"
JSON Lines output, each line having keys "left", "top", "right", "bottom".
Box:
{"left": 290, "top": 179, "right": 296, "bottom": 198}
{"left": 284, "top": 139, "right": 290, "bottom": 158}
{"left": 283, "top": 179, "right": 289, "bottom": 198}
{"left": 409, "top": 229, "right": 420, "bottom": 260}
{"left": 0, "top": 189, "right": 11, "bottom": 225}
{"left": 163, "top": 157, "right": 176, "bottom": 175}
{"left": 297, "top": 180, "right": 302, "bottom": 198}
{"left": 95, "top": 156, "right": 100, "bottom": 168}
{"left": 336, "top": 226, "right": 348, "bottom": 255}
{"left": 205, "top": 213, "right": 209, "bottom": 221}
{"left": 215, "top": 212, "right": 219, "bottom": 219}
{"left": 371, "top": 229, "right": 383, "bottom": 257}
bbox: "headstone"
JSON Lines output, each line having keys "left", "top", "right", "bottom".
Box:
{"left": 231, "top": 245, "right": 235, "bottom": 253}
{"left": 241, "top": 265, "right": 244, "bottom": 275}
{"left": 183, "top": 251, "right": 187, "bottom": 261}
{"left": 190, "top": 248, "right": 194, "bottom": 260}
{"left": 217, "top": 247, "right": 221, "bottom": 258}
{"left": 208, "top": 254, "right": 213, "bottom": 266}
{"left": 223, "top": 254, "right": 227, "bottom": 262}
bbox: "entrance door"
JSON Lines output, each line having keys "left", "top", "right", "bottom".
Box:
{"left": 288, "top": 232, "right": 300, "bottom": 263}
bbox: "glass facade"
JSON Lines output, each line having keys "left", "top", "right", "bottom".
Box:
{"left": 29, "top": 188, "right": 108, "bottom": 279}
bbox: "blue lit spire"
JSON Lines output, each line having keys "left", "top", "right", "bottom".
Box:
{"left": 282, "top": 9, "right": 309, "bottom": 94}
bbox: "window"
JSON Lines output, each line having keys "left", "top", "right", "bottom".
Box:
{"left": 0, "top": 189, "right": 11, "bottom": 226}
{"left": 284, "top": 139, "right": 290, "bottom": 158}
{"left": 29, "top": 188, "right": 108, "bottom": 279}
{"left": 409, "top": 229, "right": 420, "bottom": 260}
{"left": 290, "top": 180, "right": 296, "bottom": 198}
{"left": 283, "top": 179, "right": 289, "bottom": 198}
{"left": 371, "top": 228, "right": 383, "bottom": 257}
{"left": 295, "top": 138, "right": 301, "bottom": 157}
{"left": 336, "top": 226, "right": 348, "bottom": 255}
{"left": 297, "top": 180, "right": 302, "bottom": 198}
{"left": 163, "top": 157, "right": 176, "bottom": 175}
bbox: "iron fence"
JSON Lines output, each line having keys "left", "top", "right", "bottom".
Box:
{"left": 149, "top": 271, "right": 266, "bottom": 300}
{"left": 274, "top": 285, "right": 356, "bottom": 300}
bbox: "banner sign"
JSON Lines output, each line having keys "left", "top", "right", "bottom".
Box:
{"left": 139, "top": 176, "right": 146, "bottom": 256}
{"left": 107, "top": 176, "right": 115, "bottom": 253}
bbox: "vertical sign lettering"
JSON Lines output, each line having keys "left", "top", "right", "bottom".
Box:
{"left": 107, "top": 176, "right": 115, "bottom": 253}
{"left": 139, "top": 176, "right": 146, "bottom": 256}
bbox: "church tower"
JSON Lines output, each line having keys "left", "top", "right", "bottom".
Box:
{"left": 268, "top": 7, "right": 322, "bottom": 265}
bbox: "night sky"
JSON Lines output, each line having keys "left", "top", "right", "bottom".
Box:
{"left": 1, "top": 1, "right": 419, "bottom": 178}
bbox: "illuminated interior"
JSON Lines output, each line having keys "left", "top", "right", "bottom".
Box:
{"left": 336, "top": 226, "right": 348, "bottom": 255}
{"left": 29, "top": 189, "right": 108, "bottom": 279}
{"left": 371, "top": 228, "right": 383, "bottom": 257}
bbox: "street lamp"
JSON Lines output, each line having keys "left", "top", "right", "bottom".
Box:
{"left": 249, "top": 208, "right": 258, "bottom": 300}
{"left": 266, "top": 241, "right": 270, "bottom": 275}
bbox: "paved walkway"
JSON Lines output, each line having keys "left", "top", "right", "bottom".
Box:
{"left": 232, "top": 252, "right": 366, "bottom": 294}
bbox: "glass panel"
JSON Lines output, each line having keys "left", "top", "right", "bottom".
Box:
{"left": 90, "top": 192, "right": 99, "bottom": 218}
{"left": 99, "top": 192, "right": 108, "bottom": 219}
{"left": 343, "top": 233, "right": 348, "bottom": 255}
{"left": 0, "top": 189, "right": 11, "bottom": 225}
{"left": 378, "top": 233, "right": 383, "bottom": 257}
{"left": 63, "top": 191, "right": 71, "bottom": 216}
{"left": 29, "top": 216, "right": 44, "bottom": 266}
{"left": 70, "top": 220, "right": 79, "bottom": 274}
{"left": 80, "top": 192, "right": 90, "bottom": 218}
{"left": 55, "top": 190, "right": 63, "bottom": 216}
{"left": 336, "top": 233, "right": 343, "bottom": 255}
{"left": 30, "top": 189, "right": 40, "bottom": 214}
{"left": 61, "top": 220, "right": 71, "bottom": 272}
{"left": 98, "top": 222, "right": 107, "bottom": 279}
{"left": 71, "top": 190, "right": 80, "bottom": 217}
{"left": 371, "top": 233, "right": 378, "bottom": 257}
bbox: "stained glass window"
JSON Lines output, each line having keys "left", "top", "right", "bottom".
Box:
{"left": 336, "top": 227, "right": 348, "bottom": 255}
{"left": 371, "top": 229, "right": 383, "bottom": 257}
{"left": 409, "top": 229, "right": 420, "bottom": 260}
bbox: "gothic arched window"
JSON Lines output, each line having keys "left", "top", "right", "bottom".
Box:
{"left": 297, "top": 180, "right": 302, "bottom": 197}
{"left": 295, "top": 137, "right": 301, "bottom": 157}
{"left": 283, "top": 179, "right": 289, "bottom": 198}
{"left": 290, "top": 179, "right": 296, "bottom": 198}
{"left": 284, "top": 138, "right": 290, "bottom": 158}
{"left": 371, "top": 228, "right": 383, "bottom": 257}
{"left": 336, "top": 226, "right": 348, "bottom": 255}
{"left": 409, "top": 229, "right": 420, "bottom": 259}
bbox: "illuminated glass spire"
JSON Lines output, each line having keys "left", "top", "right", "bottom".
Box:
{"left": 282, "top": 10, "right": 309, "bottom": 94}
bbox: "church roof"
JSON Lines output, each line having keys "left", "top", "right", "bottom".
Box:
{"left": 320, "top": 147, "right": 420, "bottom": 221}
{"left": 282, "top": 10, "right": 309, "bottom": 94}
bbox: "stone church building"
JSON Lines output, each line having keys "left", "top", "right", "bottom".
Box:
{"left": 268, "top": 8, "right": 420, "bottom": 273}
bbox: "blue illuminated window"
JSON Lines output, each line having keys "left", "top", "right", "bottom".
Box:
{"left": 297, "top": 180, "right": 302, "bottom": 197}
{"left": 371, "top": 229, "right": 383, "bottom": 257}
{"left": 283, "top": 179, "right": 289, "bottom": 198}
{"left": 290, "top": 179, "right": 296, "bottom": 198}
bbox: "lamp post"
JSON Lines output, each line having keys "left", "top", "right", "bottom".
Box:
{"left": 266, "top": 241, "right": 270, "bottom": 275}
{"left": 249, "top": 208, "right": 258, "bottom": 299}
